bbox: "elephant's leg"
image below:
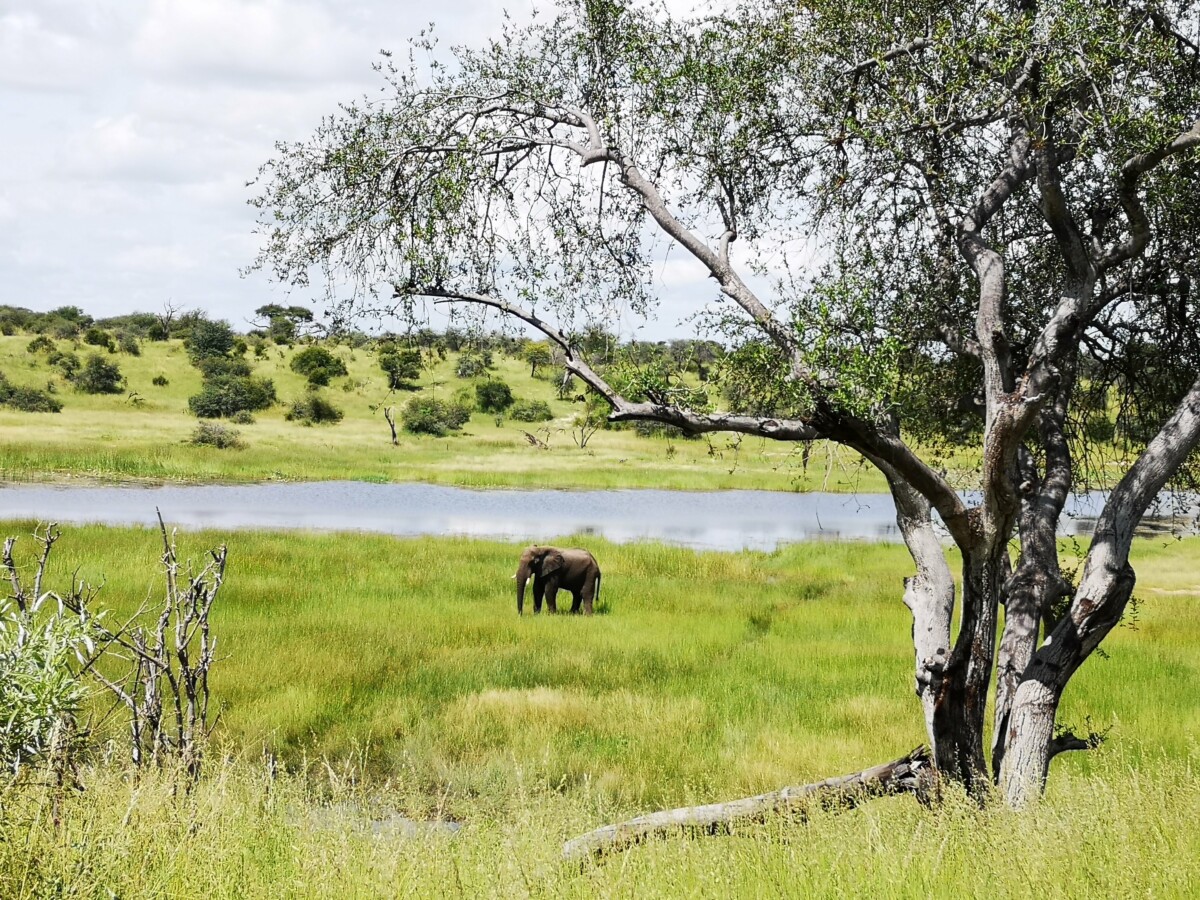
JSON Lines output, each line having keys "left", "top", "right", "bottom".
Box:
{"left": 533, "top": 576, "right": 545, "bottom": 614}
{"left": 569, "top": 589, "right": 583, "bottom": 614}
{"left": 581, "top": 578, "right": 596, "bottom": 615}
{"left": 545, "top": 579, "right": 559, "bottom": 613}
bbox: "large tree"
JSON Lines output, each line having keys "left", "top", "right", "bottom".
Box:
{"left": 251, "top": 0, "right": 1200, "bottom": 807}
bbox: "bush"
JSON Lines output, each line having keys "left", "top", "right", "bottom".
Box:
{"left": 510, "top": 399, "right": 554, "bottom": 422}
{"left": 379, "top": 348, "right": 422, "bottom": 389}
{"left": 152, "top": 374, "right": 169, "bottom": 387}
{"left": 47, "top": 350, "right": 81, "bottom": 379}
{"left": 0, "top": 585, "right": 96, "bottom": 772}
{"left": 187, "top": 319, "right": 236, "bottom": 361}
{"left": 290, "top": 346, "right": 347, "bottom": 379}
{"left": 26, "top": 335, "right": 56, "bottom": 354}
{"left": 117, "top": 332, "right": 141, "bottom": 355}
{"left": 5, "top": 386, "right": 63, "bottom": 413}
{"left": 188, "top": 376, "right": 277, "bottom": 418}
{"left": 196, "top": 356, "right": 253, "bottom": 379}
{"left": 0, "top": 372, "right": 62, "bottom": 413}
{"left": 475, "top": 379, "right": 514, "bottom": 413}
{"left": 189, "top": 422, "right": 246, "bottom": 449}
{"left": 455, "top": 351, "right": 492, "bottom": 379}
{"left": 285, "top": 393, "right": 344, "bottom": 425}
{"left": 75, "top": 354, "right": 124, "bottom": 394}
{"left": 305, "top": 368, "right": 333, "bottom": 387}
{"left": 401, "top": 396, "right": 472, "bottom": 436}
{"left": 230, "top": 410, "right": 256, "bottom": 424}
{"left": 84, "top": 327, "right": 116, "bottom": 351}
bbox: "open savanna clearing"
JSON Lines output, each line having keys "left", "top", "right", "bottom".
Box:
{"left": 2, "top": 524, "right": 1197, "bottom": 897}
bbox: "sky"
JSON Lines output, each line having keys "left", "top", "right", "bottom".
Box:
{"left": 0, "top": 0, "right": 726, "bottom": 339}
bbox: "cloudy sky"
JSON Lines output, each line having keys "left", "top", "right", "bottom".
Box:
{"left": 1, "top": 0, "right": 726, "bottom": 339}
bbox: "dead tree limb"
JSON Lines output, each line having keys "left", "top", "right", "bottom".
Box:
{"left": 562, "top": 746, "right": 931, "bottom": 861}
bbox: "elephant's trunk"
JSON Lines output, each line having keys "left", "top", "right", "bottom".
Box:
{"left": 516, "top": 562, "right": 531, "bottom": 615}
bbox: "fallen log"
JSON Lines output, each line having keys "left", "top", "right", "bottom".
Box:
{"left": 562, "top": 746, "right": 931, "bottom": 861}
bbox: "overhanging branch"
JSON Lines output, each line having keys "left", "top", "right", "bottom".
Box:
{"left": 422, "top": 288, "right": 824, "bottom": 440}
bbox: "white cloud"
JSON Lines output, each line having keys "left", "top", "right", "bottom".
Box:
{"left": 133, "top": 0, "right": 368, "bottom": 84}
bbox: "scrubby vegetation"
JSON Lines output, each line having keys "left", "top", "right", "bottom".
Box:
{"left": 189, "top": 422, "right": 246, "bottom": 449}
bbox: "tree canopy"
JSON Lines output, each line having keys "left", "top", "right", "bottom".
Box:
{"left": 251, "top": 0, "right": 1200, "bottom": 806}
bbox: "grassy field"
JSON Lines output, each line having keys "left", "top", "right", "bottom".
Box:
{"left": 0, "top": 334, "right": 920, "bottom": 491}
{"left": 2, "top": 523, "right": 1197, "bottom": 896}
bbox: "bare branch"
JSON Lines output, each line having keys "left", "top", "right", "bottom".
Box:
{"left": 563, "top": 747, "right": 931, "bottom": 861}
{"left": 841, "top": 37, "right": 933, "bottom": 77}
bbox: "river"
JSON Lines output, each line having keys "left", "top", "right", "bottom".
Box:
{"left": 2, "top": 481, "right": 1196, "bottom": 551}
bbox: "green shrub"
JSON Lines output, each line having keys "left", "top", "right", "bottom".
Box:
{"left": 229, "top": 410, "right": 256, "bottom": 424}
{"left": 510, "top": 399, "right": 554, "bottom": 422}
{"left": 26, "top": 335, "right": 56, "bottom": 354}
{"left": 151, "top": 374, "right": 169, "bottom": 387}
{"left": 83, "top": 327, "right": 116, "bottom": 351}
{"left": 401, "top": 396, "right": 472, "bottom": 436}
{"left": 475, "top": 379, "right": 514, "bottom": 413}
{"left": 196, "top": 356, "right": 253, "bottom": 379}
{"left": 187, "top": 319, "right": 236, "bottom": 361}
{"left": 3, "top": 385, "right": 64, "bottom": 413}
{"left": 75, "top": 354, "right": 124, "bottom": 394}
{"left": 47, "top": 350, "right": 80, "bottom": 379}
{"left": 290, "top": 346, "right": 347, "bottom": 379}
{"left": 0, "top": 588, "right": 96, "bottom": 773}
{"left": 117, "top": 332, "right": 141, "bottom": 355}
{"left": 189, "top": 422, "right": 246, "bottom": 449}
{"left": 305, "top": 368, "right": 333, "bottom": 387}
{"left": 285, "top": 393, "right": 344, "bottom": 425}
{"left": 455, "top": 351, "right": 492, "bottom": 379}
{"left": 379, "top": 348, "right": 422, "bottom": 389}
{"left": 188, "top": 376, "right": 277, "bottom": 418}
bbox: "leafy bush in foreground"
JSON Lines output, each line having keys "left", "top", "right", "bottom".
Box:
{"left": 401, "top": 396, "right": 471, "bottom": 435}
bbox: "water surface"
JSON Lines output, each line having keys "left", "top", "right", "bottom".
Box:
{"left": 0, "top": 482, "right": 1194, "bottom": 552}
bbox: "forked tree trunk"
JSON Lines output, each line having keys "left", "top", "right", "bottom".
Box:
{"left": 1000, "top": 375, "right": 1200, "bottom": 804}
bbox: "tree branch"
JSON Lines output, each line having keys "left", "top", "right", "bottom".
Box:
{"left": 562, "top": 746, "right": 931, "bottom": 861}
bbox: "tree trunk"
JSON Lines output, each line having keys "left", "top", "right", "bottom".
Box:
{"left": 884, "top": 474, "right": 954, "bottom": 753}
{"left": 1000, "top": 375, "right": 1200, "bottom": 804}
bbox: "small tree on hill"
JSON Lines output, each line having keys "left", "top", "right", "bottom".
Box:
{"left": 379, "top": 347, "right": 422, "bottom": 389}
{"left": 75, "top": 354, "right": 124, "bottom": 394}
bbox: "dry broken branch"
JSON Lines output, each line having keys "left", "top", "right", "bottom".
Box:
{"left": 562, "top": 746, "right": 931, "bottom": 861}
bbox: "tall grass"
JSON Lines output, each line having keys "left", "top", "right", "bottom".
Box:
{"left": 1, "top": 524, "right": 1197, "bottom": 895}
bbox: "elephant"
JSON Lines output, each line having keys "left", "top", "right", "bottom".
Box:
{"left": 514, "top": 545, "right": 601, "bottom": 615}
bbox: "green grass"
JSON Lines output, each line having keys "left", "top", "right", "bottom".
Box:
{"left": 0, "top": 335, "right": 906, "bottom": 491}
{"left": 1, "top": 524, "right": 1198, "bottom": 896}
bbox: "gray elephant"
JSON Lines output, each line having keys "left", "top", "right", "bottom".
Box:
{"left": 514, "top": 545, "right": 601, "bottom": 615}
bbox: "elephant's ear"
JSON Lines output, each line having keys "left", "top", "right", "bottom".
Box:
{"left": 542, "top": 551, "right": 564, "bottom": 574}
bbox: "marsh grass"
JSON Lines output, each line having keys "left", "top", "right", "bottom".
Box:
{"left": 0, "top": 335, "right": 922, "bottom": 491}
{"left": 1, "top": 524, "right": 1197, "bottom": 896}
